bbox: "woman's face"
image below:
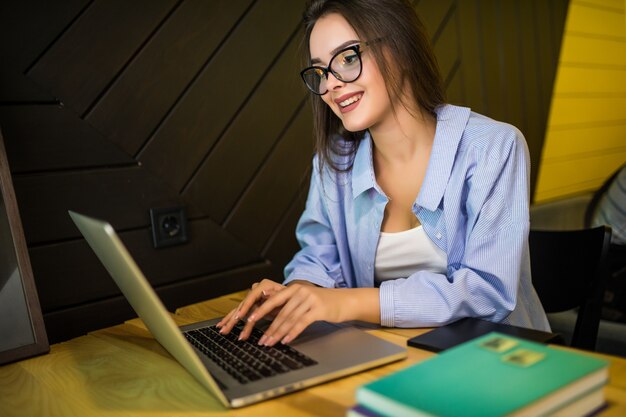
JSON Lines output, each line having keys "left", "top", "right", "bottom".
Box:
{"left": 309, "top": 13, "right": 392, "bottom": 133}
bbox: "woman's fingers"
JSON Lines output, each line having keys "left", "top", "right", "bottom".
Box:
{"left": 257, "top": 284, "right": 337, "bottom": 346}
{"left": 216, "top": 281, "right": 339, "bottom": 346}
{"left": 220, "top": 279, "right": 286, "bottom": 338}
{"left": 216, "top": 299, "right": 242, "bottom": 327}
{"left": 216, "top": 300, "right": 243, "bottom": 333}
{"left": 278, "top": 316, "right": 313, "bottom": 345}
{"left": 238, "top": 285, "right": 293, "bottom": 340}
{"left": 259, "top": 296, "right": 313, "bottom": 346}
{"left": 216, "top": 289, "right": 262, "bottom": 334}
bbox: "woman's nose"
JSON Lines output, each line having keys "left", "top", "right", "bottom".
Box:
{"left": 325, "top": 71, "right": 346, "bottom": 92}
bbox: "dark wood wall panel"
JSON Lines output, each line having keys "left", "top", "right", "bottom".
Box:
{"left": 0, "top": 0, "right": 89, "bottom": 70}
{"left": 501, "top": 2, "right": 525, "bottom": 132}
{"left": 479, "top": 2, "right": 506, "bottom": 120}
{"left": 0, "top": 0, "right": 89, "bottom": 102}
{"left": 225, "top": 105, "right": 313, "bottom": 253}
{"left": 416, "top": 0, "right": 455, "bottom": 41}
{"left": 432, "top": 7, "right": 459, "bottom": 87}
{"left": 519, "top": 3, "right": 546, "bottom": 178}
{"left": 42, "top": 262, "right": 272, "bottom": 344}
{"left": 14, "top": 167, "right": 198, "bottom": 244}
{"left": 0, "top": 105, "right": 131, "bottom": 173}
{"left": 456, "top": 1, "right": 485, "bottom": 110}
{"left": 28, "top": 0, "right": 178, "bottom": 115}
{"left": 262, "top": 172, "right": 310, "bottom": 265}
{"left": 184, "top": 34, "right": 307, "bottom": 223}
{"left": 86, "top": 0, "right": 254, "bottom": 154}
{"left": 139, "top": 0, "right": 305, "bottom": 193}
{"left": 31, "top": 218, "right": 260, "bottom": 312}
{"left": 0, "top": 0, "right": 568, "bottom": 343}
{"left": 1, "top": 68, "right": 55, "bottom": 104}
{"left": 446, "top": 66, "right": 463, "bottom": 106}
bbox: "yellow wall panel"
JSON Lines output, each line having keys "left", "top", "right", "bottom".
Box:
{"left": 559, "top": 36, "right": 626, "bottom": 66}
{"left": 574, "top": 0, "right": 624, "bottom": 10}
{"left": 535, "top": 150, "right": 626, "bottom": 201}
{"left": 554, "top": 67, "right": 626, "bottom": 94}
{"left": 548, "top": 97, "right": 626, "bottom": 126}
{"left": 534, "top": 0, "right": 626, "bottom": 203}
{"left": 542, "top": 124, "right": 626, "bottom": 159}
{"left": 567, "top": 2, "right": 625, "bottom": 36}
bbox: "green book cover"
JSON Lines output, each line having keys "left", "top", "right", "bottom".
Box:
{"left": 356, "top": 332, "right": 609, "bottom": 417}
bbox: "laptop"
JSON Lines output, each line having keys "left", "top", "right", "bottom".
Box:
{"left": 68, "top": 211, "right": 407, "bottom": 408}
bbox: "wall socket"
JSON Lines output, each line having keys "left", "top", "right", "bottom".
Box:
{"left": 149, "top": 206, "right": 188, "bottom": 248}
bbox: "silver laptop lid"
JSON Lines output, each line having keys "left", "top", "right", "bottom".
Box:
{"left": 68, "top": 210, "right": 229, "bottom": 407}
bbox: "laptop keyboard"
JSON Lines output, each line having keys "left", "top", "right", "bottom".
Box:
{"left": 183, "top": 322, "right": 318, "bottom": 384}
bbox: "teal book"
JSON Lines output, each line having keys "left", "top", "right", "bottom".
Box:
{"left": 356, "top": 332, "right": 609, "bottom": 417}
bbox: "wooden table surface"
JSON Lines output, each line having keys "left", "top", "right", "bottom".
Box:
{"left": 1, "top": 291, "right": 625, "bottom": 417}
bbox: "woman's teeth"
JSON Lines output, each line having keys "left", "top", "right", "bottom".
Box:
{"left": 339, "top": 94, "right": 362, "bottom": 107}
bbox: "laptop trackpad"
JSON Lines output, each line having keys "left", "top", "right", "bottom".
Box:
{"left": 290, "top": 321, "right": 344, "bottom": 344}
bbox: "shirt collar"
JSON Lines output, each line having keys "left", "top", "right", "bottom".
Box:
{"left": 351, "top": 131, "right": 377, "bottom": 199}
{"left": 418, "top": 104, "right": 471, "bottom": 211}
{"left": 350, "top": 104, "right": 471, "bottom": 206}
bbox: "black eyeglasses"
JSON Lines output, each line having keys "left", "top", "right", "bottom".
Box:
{"left": 300, "top": 42, "right": 374, "bottom": 96}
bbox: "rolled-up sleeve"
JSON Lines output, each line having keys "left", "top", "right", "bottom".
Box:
{"left": 284, "top": 161, "right": 344, "bottom": 288}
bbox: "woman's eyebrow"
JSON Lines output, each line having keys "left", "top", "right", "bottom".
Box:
{"left": 310, "top": 39, "right": 360, "bottom": 65}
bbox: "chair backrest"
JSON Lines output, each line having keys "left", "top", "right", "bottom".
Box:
{"left": 584, "top": 165, "right": 623, "bottom": 228}
{"left": 529, "top": 226, "right": 612, "bottom": 351}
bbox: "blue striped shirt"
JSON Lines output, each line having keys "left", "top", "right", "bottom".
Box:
{"left": 284, "top": 104, "right": 550, "bottom": 331}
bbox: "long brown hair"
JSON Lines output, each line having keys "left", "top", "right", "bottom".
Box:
{"left": 302, "top": 0, "right": 445, "bottom": 175}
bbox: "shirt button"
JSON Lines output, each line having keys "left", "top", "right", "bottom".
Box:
{"left": 436, "top": 232, "right": 442, "bottom": 239}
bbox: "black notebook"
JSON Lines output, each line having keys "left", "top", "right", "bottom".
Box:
{"left": 407, "top": 317, "right": 564, "bottom": 353}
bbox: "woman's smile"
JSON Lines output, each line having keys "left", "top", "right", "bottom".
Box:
{"left": 335, "top": 92, "right": 363, "bottom": 113}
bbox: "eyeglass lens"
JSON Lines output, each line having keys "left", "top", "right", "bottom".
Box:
{"left": 302, "top": 46, "right": 362, "bottom": 95}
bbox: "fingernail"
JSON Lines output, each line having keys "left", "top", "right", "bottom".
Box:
{"left": 281, "top": 335, "right": 292, "bottom": 344}
{"left": 262, "top": 290, "right": 267, "bottom": 297}
{"left": 247, "top": 314, "right": 256, "bottom": 322}
{"left": 258, "top": 335, "right": 267, "bottom": 345}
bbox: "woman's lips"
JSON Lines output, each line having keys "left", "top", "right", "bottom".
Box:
{"left": 334, "top": 92, "right": 363, "bottom": 114}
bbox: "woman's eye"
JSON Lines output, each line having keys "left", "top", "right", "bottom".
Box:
{"left": 342, "top": 53, "right": 358, "bottom": 65}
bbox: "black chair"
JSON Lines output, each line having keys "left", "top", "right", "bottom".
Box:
{"left": 529, "top": 226, "right": 612, "bottom": 350}
{"left": 583, "top": 165, "right": 622, "bottom": 229}
{"left": 584, "top": 165, "right": 626, "bottom": 324}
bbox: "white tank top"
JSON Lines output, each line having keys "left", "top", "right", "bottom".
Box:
{"left": 374, "top": 225, "right": 448, "bottom": 286}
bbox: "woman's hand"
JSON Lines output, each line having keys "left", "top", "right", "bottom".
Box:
{"left": 253, "top": 283, "right": 349, "bottom": 346}
{"left": 217, "top": 279, "right": 380, "bottom": 346}
{"left": 245, "top": 283, "right": 380, "bottom": 346}
{"left": 216, "top": 279, "right": 285, "bottom": 339}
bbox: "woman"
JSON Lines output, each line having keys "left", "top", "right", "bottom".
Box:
{"left": 218, "top": 0, "right": 550, "bottom": 346}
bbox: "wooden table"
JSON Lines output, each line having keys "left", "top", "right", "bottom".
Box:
{"left": 1, "top": 291, "right": 626, "bottom": 417}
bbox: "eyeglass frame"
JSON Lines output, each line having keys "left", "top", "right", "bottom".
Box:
{"left": 300, "top": 41, "right": 376, "bottom": 96}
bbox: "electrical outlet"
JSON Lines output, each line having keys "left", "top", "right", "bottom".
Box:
{"left": 149, "top": 206, "right": 188, "bottom": 248}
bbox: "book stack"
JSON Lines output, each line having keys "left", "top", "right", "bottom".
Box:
{"left": 348, "top": 332, "right": 609, "bottom": 417}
